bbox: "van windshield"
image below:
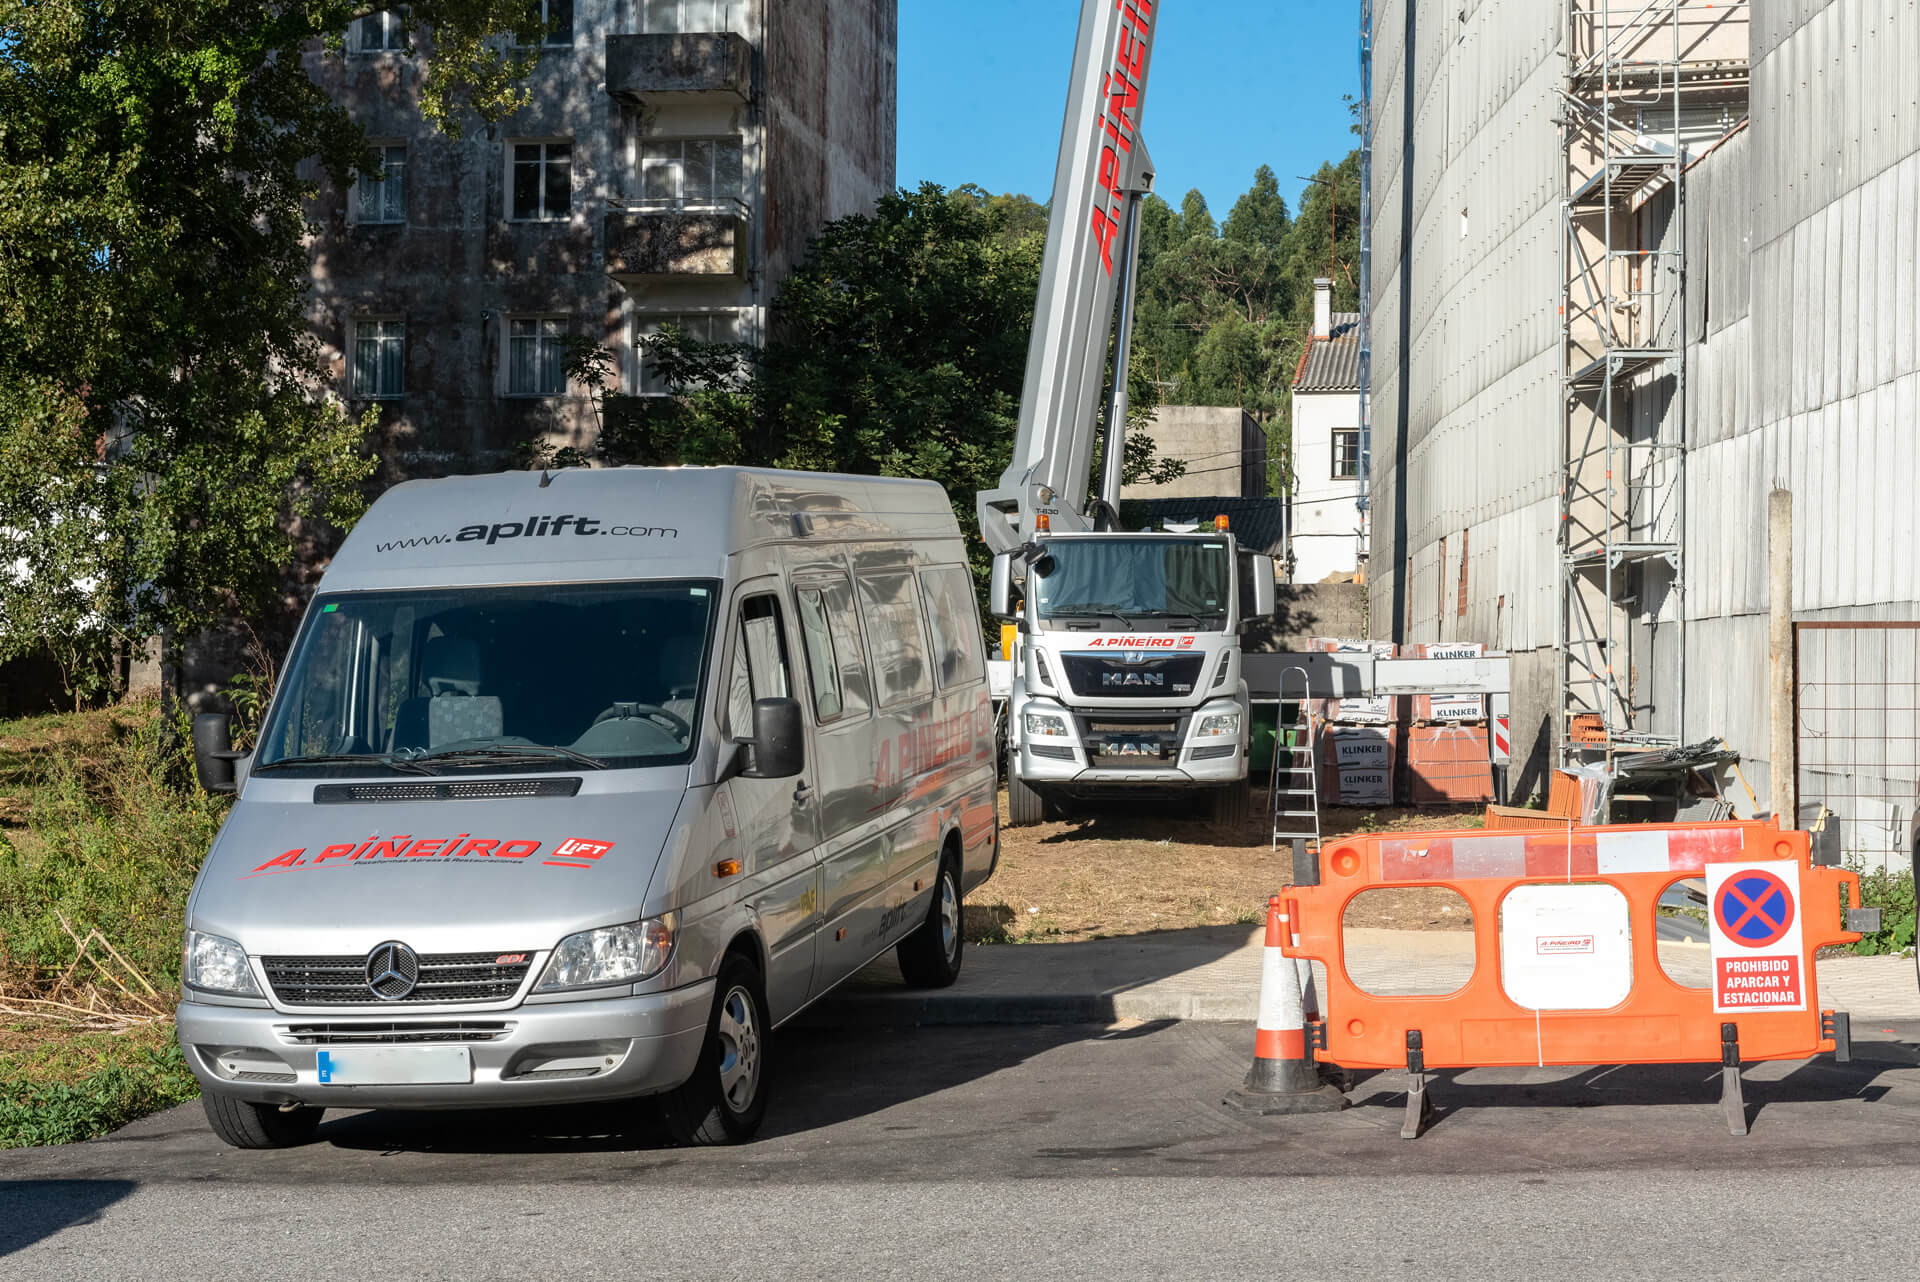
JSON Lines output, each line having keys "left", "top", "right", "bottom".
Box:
{"left": 253, "top": 581, "right": 718, "bottom": 774}
{"left": 1031, "top": 538, "right": 1230, "bottom": 629}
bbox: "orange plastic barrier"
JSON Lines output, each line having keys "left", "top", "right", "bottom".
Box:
{"left": 1281, "top": 821, "right": 1864, "bottom": 1132}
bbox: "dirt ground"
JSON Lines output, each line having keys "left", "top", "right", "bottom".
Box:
{"left": 965, "top": 790, "right": 1488, "bottom": 944}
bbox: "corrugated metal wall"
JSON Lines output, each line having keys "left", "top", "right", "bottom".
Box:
{"left": 1371, "top": 0, "right": 1920, "bottom": 827}
{"left": 1368, "top": 0, "right": 1565, "bottom": 780}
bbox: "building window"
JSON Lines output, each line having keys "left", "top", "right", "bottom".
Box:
{"left": 508, "top": 318, "right": 569, "bottom": 396}
{"left": 357, "top": 9, "right": 407, "bottom": 51}
{"left": 520, "top": 0, "right": 573, "bottom": 45}
{"left": 639, "top": 138, "right": 744, "bottom": 208}
{"left": 354, "top": 144, "right": 406, "bottom": 224}
{"left": 639, "top": 0, "right": 732, "bottom": 33}
{"left": 352, "top": 319, "right": 405, "bottom": 399}
{"left": 1332, "top": 429, "right": 1360, "bottom": 479}
{"left": 634, "top": 311, "right": 742, "bottom": 395}
{"left": 511, "top": 142, "right": 572, "bottom": 221}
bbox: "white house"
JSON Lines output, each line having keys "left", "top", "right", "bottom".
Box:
{"left": 1288, "top": 278, "right": 1366, "bottom": 583}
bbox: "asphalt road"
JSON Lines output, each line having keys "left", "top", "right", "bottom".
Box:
{"left": 5, "top": 1019, "right": 1919, "bottom": 1279}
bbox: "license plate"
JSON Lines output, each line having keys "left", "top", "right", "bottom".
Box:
{"left": 315, "top": 1045, "right": 472, "bottom": 1086}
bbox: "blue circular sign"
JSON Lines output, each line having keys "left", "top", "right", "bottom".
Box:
{"left": 1714, "top": 870, "right": 1795, "bottom": 949}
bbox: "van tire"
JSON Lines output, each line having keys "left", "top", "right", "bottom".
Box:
{"left": 897, "top": 855, "right": 965, "bottom": 988}
{"left": 201, "top": 1092, "right": 324, "bottom": 1149}
{"left": 656, "top": 952, "right": 771, "bottom": 1146}
{"left": 1209, "top": 777, "right": 1251, "bottom": 830}
{"left": 1007, "top": 746, "right": 1046, "bottom": 826}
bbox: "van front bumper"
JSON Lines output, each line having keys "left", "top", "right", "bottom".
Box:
{"left": 176, "top": 980, "right": 713, "bottom": 1110}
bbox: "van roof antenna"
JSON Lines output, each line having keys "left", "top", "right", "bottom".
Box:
{"left": 539, "top": 467, "right": 554, "bottom": 488}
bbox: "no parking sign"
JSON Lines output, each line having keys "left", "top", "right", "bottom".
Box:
{"left": 1705, "top": 861, "right": 1806, "bottom": 1014}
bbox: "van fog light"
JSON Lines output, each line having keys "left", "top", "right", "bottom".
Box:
{"left": 535, "top": 915, "right": 676, "bottom": 992}
{"left": 1195, "top": 712, "right": 1242, "bottom": 738}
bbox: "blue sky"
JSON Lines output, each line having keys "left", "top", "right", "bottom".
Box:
{"left": 897, "top": 1, "right": 1360, "bottom": 223}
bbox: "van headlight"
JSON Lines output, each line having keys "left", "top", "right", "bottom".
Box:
{"left": 1196, "top": 712, "right": 1242, "bottom": 738}
{"left": 535, "top": 914, "right": 676, "bottom": 992}
{"left": 1024, "top": 710, "right": 1071, "bottom": 737}
{"left": 184, "top": 931, "right": 262, "bottom": 997}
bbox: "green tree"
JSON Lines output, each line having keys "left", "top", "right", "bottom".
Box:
{"left": 0, "top": 0, "right": 549, "bottom": 695}
{"left": 565, "top": 184, "right": 1183, "bottom": 585}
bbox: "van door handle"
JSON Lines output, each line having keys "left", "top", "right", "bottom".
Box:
{"left": 792, "top": 781, "right": 813, "bottom": 806}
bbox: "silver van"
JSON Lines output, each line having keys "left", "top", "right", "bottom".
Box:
{"left": 177, "top": 467, "right": 998, "bottom": 1147}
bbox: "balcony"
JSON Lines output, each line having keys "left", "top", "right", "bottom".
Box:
{"left": 605, "top": 33, "right": 752, "bottom": 104}
{"left": 604, "top": 202, "right": 748, "bottom": 282}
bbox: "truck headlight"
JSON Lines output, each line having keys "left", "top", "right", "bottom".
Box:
{"left": 1196, "top": 712, "right": 1242, "bottom": 738}
{"left": 1024, "top": 710, "right": 1071, "bottom": 737}
{"left": 535, "top": 915, "right": 676, "bottom": 992}
{"left": 184, "top": 931, "right": 262, "bottom": 997}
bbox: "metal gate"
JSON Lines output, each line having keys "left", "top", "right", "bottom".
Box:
{"left": 1796, "top": 622, "right": 1919, "bottom": 872}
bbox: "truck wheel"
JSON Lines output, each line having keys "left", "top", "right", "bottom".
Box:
{"left": 1007, "top": 745, "right": 1046, "bottom": 826}
{"left": 897, "top": 854, "right": 965, "bottom": 988}
{"left": 657, "top": 951, "right": 771, "bottom": 1146}
{"left": 1209, "top": 777, "right": 1251, "bottom": 831}
{"left": 201, "top": 1092, "right": 324, "bottom": 1149}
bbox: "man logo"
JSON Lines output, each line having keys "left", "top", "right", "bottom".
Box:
{"left": 1102, "top": 672, "right": 1165, "bottom": 688}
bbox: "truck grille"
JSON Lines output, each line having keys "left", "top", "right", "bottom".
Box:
{"left": 1061, "top": 652, "right": 1206, "bottom": 699}
{"left": 280, "top": 1021, "right": 514, "bottom": 1044}
{"left": 262, "top": 952, "right": 534, "bottom": 1006}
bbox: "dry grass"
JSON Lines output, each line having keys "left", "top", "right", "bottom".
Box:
{"left": 966, "top": 792, "right": 1487, "bottom": 944}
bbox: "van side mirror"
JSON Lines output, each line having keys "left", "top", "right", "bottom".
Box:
{"left": 742, "top": 697, "right": 804, "bottom": 779}
{"left": 1249, "top": 554, "right": 1277, "bottom": 620}
{"left": 192, "top": 712, "right": 247, "bottom": 794}
{"left": 988, "top": 552, "right": 1017, "bottom": 620}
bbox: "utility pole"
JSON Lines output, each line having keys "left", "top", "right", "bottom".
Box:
{"left": 1298, "top": 174, "right": 1339, "bottom": 284}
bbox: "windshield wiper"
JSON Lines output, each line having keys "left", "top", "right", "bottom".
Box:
{"left": 255, "top": 753, "right": 436, "bottom": 776}
{"left": 1133, "top": 610, "right": 1207, "bottom": 626}
{"left": 408, "top": 744, "right": 611, "bottom": 771}
{"left": 1049, "top": 606, "right": 1138, "bottom": 629}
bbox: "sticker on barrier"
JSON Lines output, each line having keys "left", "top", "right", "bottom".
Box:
{"left": 1707, "top": 861, "right": 1806, "bottom": 1013}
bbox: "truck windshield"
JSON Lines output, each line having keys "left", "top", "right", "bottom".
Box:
{"left": 1031, "top": 538, "right": 1230, "bottom": 627}
{"left": 253, "top": 581, "right": 718, "bottom": 774}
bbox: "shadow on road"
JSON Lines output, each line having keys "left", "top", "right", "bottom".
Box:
{"left": 307, "top": 1021, "right": 1119, "bottom": 1156}
{"left": 1341, "top": 1039, "right": 1916, "bottom": 1134}
{"left": 0, "top": 1180, "right": 135, "bottom": 1257}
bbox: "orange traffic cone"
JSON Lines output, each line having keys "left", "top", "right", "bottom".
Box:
{"left": 1224, "top": 896, "right": 1347, "bottom": 1115}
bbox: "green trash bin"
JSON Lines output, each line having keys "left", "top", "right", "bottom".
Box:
{"left": 1250, "top": 704, "right": 1280, "bottom": 777}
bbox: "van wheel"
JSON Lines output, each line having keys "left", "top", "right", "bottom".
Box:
{"left": 1209, "top": 777, "right": 1251, "bottom": 830}
{"left": 657, "top": 952, "right": 771, "bottom": 1145}
{"left": 1007, "top": 745, "right": 1046, "bottom": 826}
{"left": 202, "top": 1092, "right": 324, "bottom": 1149}
{"left": 897, "top": 856, "right": 965, "bottom": 988}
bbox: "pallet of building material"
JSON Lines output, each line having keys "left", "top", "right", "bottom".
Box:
{"left": 1412, "top": 641, "right": 1487, "bottom": 722}
{"left": 1405, "top": 723, "right": 1494, "bottom": 805}
{"left": 1309, "top": 638, "right": 1400, "bottom": 725}
{"left": 1319, "top": 725, "right": 1398, "bottom": 806}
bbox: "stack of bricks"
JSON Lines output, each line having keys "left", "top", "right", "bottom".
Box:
{"left": 1310, "top": 639, "right": 1400, "bottom": 807}
{"left": 1405, "top": 641, "right": 1494, "bottom": 805}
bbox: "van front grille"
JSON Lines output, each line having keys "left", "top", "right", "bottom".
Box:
{"left": 280, "top": 1021, "right": 514, "bottom": 1044}
{"left": 263, "top": 953, "right": 534, "bottom": 1006}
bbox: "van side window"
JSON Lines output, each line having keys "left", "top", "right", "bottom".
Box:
{"left": 819, "top": 576, "right": 871, "bottom": 719}
{"left": 919, "top": 564, "right": 985, "bottom": 689}
{"left": 793, "top": 586, "right": 843, "bottom": 722}
{"left": 855, "top": 571, "right": 932, "bottom": 707}
{"left": 726, "top": 594, "right": 791, "bottom": 737}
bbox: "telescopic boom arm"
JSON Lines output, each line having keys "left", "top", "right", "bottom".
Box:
{"left": 976, "top": 0, "right": 1161, "bottom": 555}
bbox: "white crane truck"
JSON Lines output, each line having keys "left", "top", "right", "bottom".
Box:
{"left": 978, "top": 0, "right": 1277, "bottom": 827}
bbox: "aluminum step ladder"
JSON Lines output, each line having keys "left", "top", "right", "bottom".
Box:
{"left": 1269, "top": 665, "right": 1323, "bottom": 865}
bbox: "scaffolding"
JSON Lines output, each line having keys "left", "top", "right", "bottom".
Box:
{"left": 1556, "top": 0, "right": 1746, "bottom": 768}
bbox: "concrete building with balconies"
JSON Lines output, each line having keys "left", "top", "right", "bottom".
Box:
{"left": 302, "top": 0, "right": 896, "bottom": 478}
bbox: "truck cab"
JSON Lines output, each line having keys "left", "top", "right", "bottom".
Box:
{"left": 991, "top": 526, "right": 1275, "bottom": 825}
